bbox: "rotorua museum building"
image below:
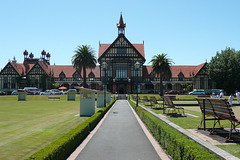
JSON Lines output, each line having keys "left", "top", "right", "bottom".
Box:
{"left": 0, "top": 14, "right": 215, "bottom": 94}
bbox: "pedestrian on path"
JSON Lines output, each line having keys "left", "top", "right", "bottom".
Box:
{"left": 235, "top": 90, "right": 240, "bottom": 104}
{"left": 219, "top": 90, "right": 224, "bottom": 98}
{"left": 228, "top": 94, "right": 234, "bottom": 106}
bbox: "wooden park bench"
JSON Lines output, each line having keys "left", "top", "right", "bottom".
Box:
{"left": 196, "top": 97, "right": 222, "bottom": 130}
{"left": 197, "top": 95, "right": 210, "bottom": 98}
{"left": 163, "top": 95, "right": 176, "bottom": 100}
{"left": 132, "top": 95, "right": 136, "bottom": 101}
{"left": 150, "top": 96, "right": 162, "bottom": 109}
{"left": 196, "top": 97, "right": 240, "bottom": 142}
{"left": 163, "top": 96, "right": 184, "bottom": 115}
{"left": 48, "top": 97, "right": 60, "bottom": 100}
{"left": 142, "top": 96, "right": 151, "bottom": 106}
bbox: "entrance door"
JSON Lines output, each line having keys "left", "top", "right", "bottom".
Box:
{"left": 118, "top": 84, "right": 126, "bottom": 94}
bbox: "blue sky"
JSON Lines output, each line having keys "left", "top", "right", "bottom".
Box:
{"left": 1, "top": 0, "right": 240, "bottom": 70}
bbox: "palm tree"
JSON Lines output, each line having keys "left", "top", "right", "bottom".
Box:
{"left": 150, "top": 53, "right": 173, "bottom": 96}
{"left": 72, "top": 45, "right": 97, "bottom": 88}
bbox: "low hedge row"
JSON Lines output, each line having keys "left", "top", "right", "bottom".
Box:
{"left": 128, "top": 100, "right": 220, "bottom": 160}
{"left": 26, "top": 99, "right": 116, "bottom": 160}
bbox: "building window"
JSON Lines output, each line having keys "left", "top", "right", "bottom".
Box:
{"left": 200, "top": 77, "right": 204, "bottom": 89}
{"left": 7, "top": 68, "right": 12, "bottom": 72}
{"left": 73, "top": 72, "right": 81, "bottom": 81}
{"left": 11, "top": 77, "right": 16, "bottom": 89}
{"left": 117, "top": 48, "right": 126, "bottom": 54}
{"left": 59, "top": 72, "right": 66, "bottom": 81}
{"left": 88, "top": 72, "right": 95, "bottom": 81}
{"left": 116, "top": 69, "right": 127, "bottom": 78}
{"left": 3, "top": 77, "right": 8, "bottom": 88}
{"left": 178, "top": 72, "right": 184, "bottom": 81}
{"left": 208, "top": 79, "right": 212, "bottom": 89}
{"left": 31, "top": 77, "right": 36, "bottom": 87}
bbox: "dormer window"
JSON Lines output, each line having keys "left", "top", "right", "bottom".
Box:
{"left": 88, "top": 72, "right": 95, "bottom": 81}
{"left": 149, "top": 72, "right": 154, "bottom": 81}
{"left": 73, "top": 71, "right": 81, "bottom": 81}
{"left": 178, "top": 72, "right": 184, "bottom": 81}
{"left": 59, "top": 72, "right": 66, "bottom": 81}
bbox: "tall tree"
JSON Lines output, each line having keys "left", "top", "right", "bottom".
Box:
{"left": 72, "top": 45, "right": 97, "bottom": 88}
{"left": 150, "top": 53, "right": 173, "bottom": 96}
{"left": 207, "top": 47, "right": 240, "bottom": 94}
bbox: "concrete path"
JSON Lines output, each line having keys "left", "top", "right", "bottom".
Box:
{"left": 73, "top": 100, "right": 161, "bottom": 160}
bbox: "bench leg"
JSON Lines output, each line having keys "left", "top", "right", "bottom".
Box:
{"left": 225, "top": 122, "right": 240, "bottom": 142}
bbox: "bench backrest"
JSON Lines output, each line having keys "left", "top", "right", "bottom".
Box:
{"left": 48, "top": 97, "right": 60, "bottom": 100}
{"left": 196, "top": 98, "right": 237, "bottom": 122}
{"left": 143, "top": 96, "right": 148, "bottom": 101}
{"left": 132, "top": 95, "right": 136, "bottom": 100}
{"left": 196, "top": 98, "right": 215, "bottom": 117}
{"left": 150, "top": 96, "right": 157, "bottom": 103}
{"left": 209, "top": 98, "right": 236, "bottom": 121}
{"left": 163, "top": 96, "right": 174, "bottom": 108}
{"left": 164, "top": 95, "right": 176, "bottom": 100}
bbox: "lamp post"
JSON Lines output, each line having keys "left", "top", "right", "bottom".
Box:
{"left": 102, "top": 62, "right": 107, "bottom": 107}
{"left": 128, "top": 77, "right": 131, "bottom": 100}
{"left": 134, "top": 61, "right": 140, "bottom": 107}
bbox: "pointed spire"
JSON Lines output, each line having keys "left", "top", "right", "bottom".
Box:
{"left": 117, "top": 12, "right": 126, "bottom": 28}
{"left": 117, "top": 13, "right": 126, "bottom": 35}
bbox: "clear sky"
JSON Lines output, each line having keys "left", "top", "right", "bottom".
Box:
{"left": 1, "top": 0, "right": 240, "bottom": 70}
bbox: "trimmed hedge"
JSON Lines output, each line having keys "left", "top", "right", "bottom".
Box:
{"left": 128, "top": 100, "right": 220, "bottom": 160}
{"left": 26, "top": 99, "right": 116, "bottom": 160}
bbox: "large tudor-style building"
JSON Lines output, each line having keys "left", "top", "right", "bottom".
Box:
{"left": 0, "top": 14, "right": 215, "bottom": 94}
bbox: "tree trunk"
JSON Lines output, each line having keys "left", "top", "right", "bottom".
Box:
{"left": 159, "top": 72, "right": 163, "bottom": 96}
{"left": 83, "top": 67, "right": 87, "bottom": 88}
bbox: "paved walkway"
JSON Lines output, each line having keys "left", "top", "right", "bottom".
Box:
{"left": 72, "top": 100, "right": 161, "bottom": 160}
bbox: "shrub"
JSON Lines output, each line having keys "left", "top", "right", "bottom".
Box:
{"left": 128, "top": 100, "right": 219, "bottom": 160}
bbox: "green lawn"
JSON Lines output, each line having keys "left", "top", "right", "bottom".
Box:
{"left": 0, "top": 95, "right": 98, "bottom": 160}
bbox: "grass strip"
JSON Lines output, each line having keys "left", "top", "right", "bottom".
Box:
{"left": 128, "top": 100, "right": 219, "bottom": 160}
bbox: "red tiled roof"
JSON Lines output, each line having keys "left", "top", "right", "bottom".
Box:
{"left": 193, "top": 62, "right": 206, "bottom": 76}
{"left": 88, "top": 66, "right": 100, "bottom": 78}
{"left": 143, "top": 62, "right": 207, "bottom": 78}
{"left": 6, "top": 60, "right": 206, "bottom": 80}
{"left": 170, "top": 65, "right": 197, "bottom": 78}
{"left": 38, "top": 61, "right": 51, "bottom": 75}
{"left": 9, "top": 62, "right": 24, "bottom": 75}
{"left": 51, "top": 65, "right": 100, "bottom": 78}
{"left": 98, "top": 44, "right": 111, "bottom": 59}
{"left": 133, "top": 44, "right": 145, "bottom": 58}
{"left": 142, "top": 66, "right": 153, "bottom": 78}
{"left": 51, "top": 65, "right": 77, "bottom": 78}
{"left": 98, "top": 43, "right": 145, "bottom": 59}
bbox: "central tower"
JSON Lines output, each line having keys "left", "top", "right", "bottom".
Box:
{"left": 117, "top": 13, "right": 126, "bottom": 35}
{"left": 98, "top": 13, "right": 145, "bottom": 94}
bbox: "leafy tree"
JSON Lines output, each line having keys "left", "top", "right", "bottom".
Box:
{"left": 207, "top": 47, "right": 240, "bottom": 94}
{"left": 150, "top": 53, "right": 173, "bottom": 96}
{"left": 52, "top": 82, "right": 61, "bottom": 89}
{"left": 72, "top": 45, "right": 97, "bottom": 88}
